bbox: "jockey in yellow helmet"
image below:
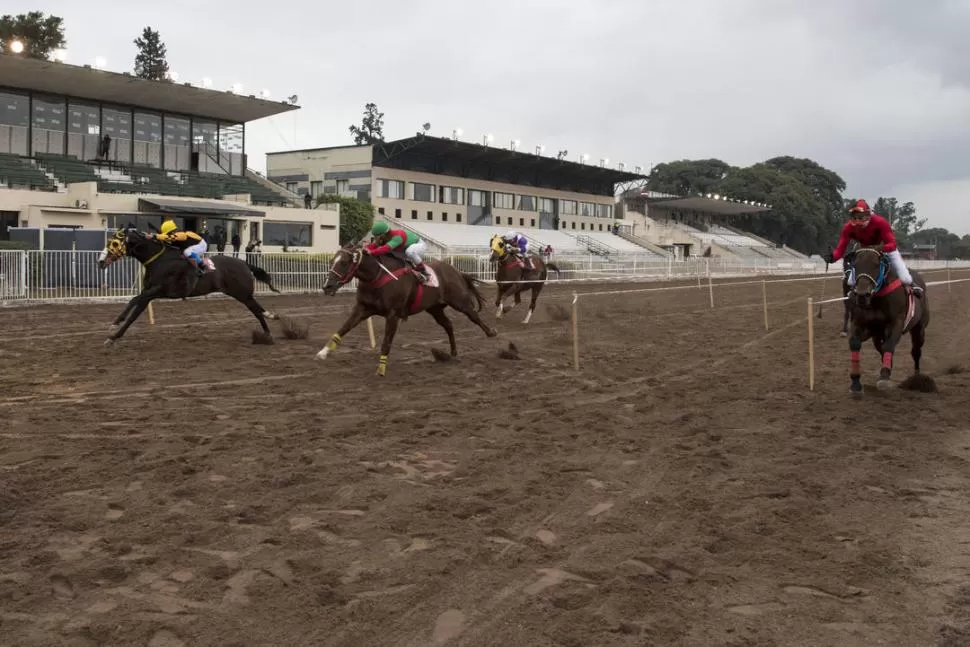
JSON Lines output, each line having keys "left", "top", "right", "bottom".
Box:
{"left": 155, "top": 220, "right": 209, "bottom": 276}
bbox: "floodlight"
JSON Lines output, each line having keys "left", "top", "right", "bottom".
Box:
{"left": 169, "top": 71, "right": 180, "bottom": 82}
{"left": 260, "top": 89, "right": 271, "bottom": 99}
{"left": 706, "top": 194, "right": 712, "bottom": 198}
{"left": 599, "top": 158, "right": 609, "bottom": 167}
{"left": 53, "top": 49, "right": 67, "bottom": 62}
{"left": 231, "top": 83, "right": 244, "bottom": 94}
{"left": 94, "top": 56, "right": 106, "bottom": 69}
{"left": 452, "top": 128, "right": 463, "bottom": 140}
{"left": 202, "top": 77, "right": 213, "bottom": 88}
{"left": 483, "top": 133, "right": 493, "bottom": 145}
{"left": 536, "top": 144, "right": 545, "bottom": 155}
{"left": 713, "top": 194, "right": 720, "bottom": 200}
{"left": 511, "top": 139, "right": 521, "bottom": 151}
{"left": 9, "top": 40, "right": 24, "bottom": 54}
{"left": 580, "top": 153, "right": 589, "bottom": 163}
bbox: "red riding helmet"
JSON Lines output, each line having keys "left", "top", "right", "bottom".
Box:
{"left": 847, "top": 199, "right": 871, "bottom": 219}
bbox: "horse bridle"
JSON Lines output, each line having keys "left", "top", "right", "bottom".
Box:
{"left": 329, "top": 248, "right": 363, "bottom": 285}
{"left": 851, "top": 247, "right": 886, "bottom": 293}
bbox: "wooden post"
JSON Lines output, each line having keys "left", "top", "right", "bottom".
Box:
{"left": 707, "top": 263, "right": 714, "bottom": 308}
{"left": 807, "top": 297, "right": 815, "bottom": 391}
{"left": 762, "top": 279, "right": 768, "bottom": 330}
{"left": 571, "top": 292, "right": 580, "bottom": 371}
{"left": 367, "top": 317, "right": 376, "bottom": 349}
{"left": 948, "top": 266, "right": 952, "bottom": 292}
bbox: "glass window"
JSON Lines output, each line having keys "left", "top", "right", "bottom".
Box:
{"left": 468, "top": 190, "right": 486, "bottom": 207}
{"left": 378, "top": 179, "right": 404, "bottom": 199}
{"left": 32, "top": 95, "right": 65, "bottom": 155}
{"left": 493, "top": 192, "right": 514, "bottom": 209}
{"left": 560, "top": 200, "right": 577, "bottom": 215}
{"left": 439, "top": 186, "right": 464, "bottom": 204}
{"left": 580, "top": 202, "right": 596, "bottom": 217}
{"left": 101, "top": 106, "right": 132, "bottom": 163}
{"left": 192, "top": 119, "right": 217, "bottom": 149}
{"left": 218, "top": 122, "right": 244, "bottom": 175}
{"left": 516, "top": 195, "right": 536, "bottom": 211}
{"left": 67, "top": 101, "right": 100, "bottom": 160}
{"left": 539, "top": 198, "right": 555, "bottom": 213}
{"left": 133, "top": 111, "right": 161, "bottom": 167}
{"left": 0, "top": 91, "right": 29, "bottom": 155}
{"left": 263, "top": 221, "right": 312, "bottom": 247}
{"left": 597, "top": 204, "right": 613, "bottom": 219}
{"left": 411, "top": 182, "right": 434, "bottom": 202}
{"left": 164, "top": 115, "right": 190, "bottom": 171}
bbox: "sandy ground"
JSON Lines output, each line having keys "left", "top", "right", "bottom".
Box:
{"left": 1, "top": 272, "right": 970, "bottom": 647}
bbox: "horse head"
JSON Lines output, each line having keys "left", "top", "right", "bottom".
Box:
{"left": 850, "top": 245, "right": 891, "bottom": 307}
{"left": 489, "top": 235, "right": 509, "bottom": 263}
{"left": 324, "top": 243, "right": 389, "bottom": 295}
{"left": 98, "top": 227, "right": 156, "bottom": 269}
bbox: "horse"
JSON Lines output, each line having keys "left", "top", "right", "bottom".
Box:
{"left": 845, "top": 245, "right": 929, "bottom": 394}
{"left": 841, "top": 256, "right": 852, "bottom": 336}
{"left": 316, "top": 243, "right": 498, "bottom": 375}
{"left": 489, "top": 235, "right": 561, "bottom": 324}
{"left": 98, "top": 227, "right": 282, "bottom": 346}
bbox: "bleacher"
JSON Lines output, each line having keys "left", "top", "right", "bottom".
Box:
{"left": 0, "top": 154, "right": 55, "bottom": 191}
{"left": 675, "top": 222, "right": 802, "bottom": 260}
{"left": 5, "top": 154, "right": 290, "bottom": 205}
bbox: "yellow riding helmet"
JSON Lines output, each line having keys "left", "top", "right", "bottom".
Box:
{"left": 160, "top": 220, "right": 177, "bottom": 235}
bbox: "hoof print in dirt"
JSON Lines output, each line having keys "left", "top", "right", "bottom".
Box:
{"left": 430, "top": 348, "right": 455, "bottom": 363}
{"left": 498, "top": 342, "right": 520, "bottom": 360}
{"left": 280, "top": 317, "right": 309, "bottom": 340}
{"left": 251, "top": 331, "right": 275, "bottom": 345}
{"left": 899, "top": 374, "right": 938, "bottom": 393}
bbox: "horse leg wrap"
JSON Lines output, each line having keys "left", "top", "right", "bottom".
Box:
{"left": 881, "top": 352, "right": 893, "bottom": 370}
{"left": 377, "top": 354, "right": 388, "bottom": 377}
{"left": 326, "top": 333, "right": 342, "bottom": 351}
{"left": 850, "top": 350, "right": 860, "bottom": 376}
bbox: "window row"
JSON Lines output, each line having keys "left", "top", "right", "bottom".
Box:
{"left": 0, "top": 90, "right": 244, "bottom": 173}
{"left": 374, "top": 178, "right": 613, "bottom": 218}
{"left": 375, "top": 207, "right": 616, "bottom": 232}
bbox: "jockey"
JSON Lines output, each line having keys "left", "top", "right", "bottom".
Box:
{"left": 155, "top": 219, "right": 208, "bottom": 276}
{"left": 366, "top": 221, "right": 431, "bottom": 283}
{"left": 502, "top": 230, "right": 533, "bottom": 270}
{"left": 823, "top": 199, "right": 922, "bottom": 297}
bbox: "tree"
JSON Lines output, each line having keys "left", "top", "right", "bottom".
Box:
{"left": 871, "top": 197, "right": 925, "bottom": 244}
{"left": 133, "top": 27, "right": 170, "bottom": 81}
{"left": 647, "top": 159, "right": 734, "bottom": 196}
{"left": 349, "top": 103, "right": 385, "bottom": 146}
{"left": 316, "top": 194, "right": 375, "bottom": 245}
{"left": 0, "top": 11, "right": 66, "bottom": 60}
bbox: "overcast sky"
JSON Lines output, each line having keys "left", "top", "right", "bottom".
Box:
{"left": 10, "top": 0, "right": 970, "bottom": 233}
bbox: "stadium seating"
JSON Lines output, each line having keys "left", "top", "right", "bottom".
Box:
{"left": 12, "top": 154, "right": 290, "bottom": 205}
{"left": 0, "top": 154, "right": 55, "bottom": 191}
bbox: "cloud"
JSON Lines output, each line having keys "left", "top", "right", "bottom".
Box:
{"left": 9, "top": 0, "right": 970, "bottom": 230}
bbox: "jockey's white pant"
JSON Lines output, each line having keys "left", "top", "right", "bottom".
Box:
{"left": 405, "top": 239, "right": 427, "bottom": 265}
{"left": 887, "top": 249, "right": 913, "bottom": 284}
{"left": 846, "top": 249, "right": 913, "bottom": 287}
{"left": 184, "top": 240, "right": 208, "bottom": 262}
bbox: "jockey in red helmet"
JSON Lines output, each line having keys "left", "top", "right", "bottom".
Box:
{"left": 823, "top": 199, "right": 922, "bottom": 297}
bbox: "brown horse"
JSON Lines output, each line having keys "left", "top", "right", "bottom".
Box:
{"left": 489, "top": 235, "right": 560, "bottom": 324}
{"left": 846, "top": 245, "right": 929, "bottom": 395}
{"left": 316, "top": 244, "right": 498, "bottom": 375}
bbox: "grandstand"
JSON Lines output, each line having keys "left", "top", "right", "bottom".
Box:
{"left": 619, "top": 191, "right": 807, "bottom": 261}
{"left": 0, "top": 54, "right": 338, "bottom": 253}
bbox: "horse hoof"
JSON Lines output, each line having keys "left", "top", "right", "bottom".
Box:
{"left": 876, "top": 379, "right": 893, "bottom": 391}
{"left": 315, "top": 348, "right": 330, "bottom": 360}
{"left": 486, "top": 328, "right": 498, "bottom": 338}
{"left": 840, "top": 331, "right": 847, "bottom": 337}
{"left": 103, "top": 338, "right": 115, "bottom": 348}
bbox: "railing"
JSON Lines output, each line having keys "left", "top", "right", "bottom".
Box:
{"left": 574, "top": 234, "right": 616, "bottom": 258}
{"left": 2, "top": 249, "right": 968, "bottom": 304}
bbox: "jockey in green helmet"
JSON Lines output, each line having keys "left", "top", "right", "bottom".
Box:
{"left": 365, "top": 221, "right": 431, "bottom": 283}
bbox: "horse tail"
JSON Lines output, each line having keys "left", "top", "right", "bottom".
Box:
{"left": 460, "top": 271, "right": 487, "bottom": 312}
{"left": 546, "top": 262, "right": 562, "bottom": 278}
{"left": 247, "top": 263, "right": 281, "bottom": 294}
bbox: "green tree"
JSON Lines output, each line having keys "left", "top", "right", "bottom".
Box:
{"left": 316, "top": 194, "right": 375, "bottom": 245}
{"left": 133, "top": 27, "right": 170, "bottom": 80}
{"left": 348, "top": 103, "right": 385, "bottom": 146}
{"left": 871, "top": 197, "right": 925, "bottom": 244}
{"left": 0, "top": 11, "right": 66, "bottom": 60}
{"left": 647, "top": 159, "right": 734, "bottom": 196}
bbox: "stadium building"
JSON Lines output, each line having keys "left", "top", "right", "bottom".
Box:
{"left": 266, "top": 136, "right": 670, "bottom": 260}
{"left": 0, "top": 54, "right": 339, "bottom": 253}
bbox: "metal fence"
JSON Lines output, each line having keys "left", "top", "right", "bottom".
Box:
{"left": 1, "top": 249, "right": 968, "bottom": 304}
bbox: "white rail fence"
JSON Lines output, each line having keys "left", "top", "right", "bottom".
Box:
{"left": 1, "top": 249, "right": 968, "bottom": 304}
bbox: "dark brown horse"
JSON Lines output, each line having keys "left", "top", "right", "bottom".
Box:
{"left": 846, "top": 245, "right": 929, "bottom": 394}
{"left": 317, "top": 244, "right": 498, "bottom": 375}
{"left": 489, "top": 235, "right": 560, "bottom": 324}
{"left": 98, "top": 227, "right": 281, "bottom": 345}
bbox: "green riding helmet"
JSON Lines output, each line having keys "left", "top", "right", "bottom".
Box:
{"left": 371, "top": 221, "right": 390, "bottom": 237}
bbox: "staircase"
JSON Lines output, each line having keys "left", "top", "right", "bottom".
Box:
{"left": 615, "top": 230, "right": 671, "bottom": 257}
{"left": 574, "top": 234, "right": 616, "bottom": 258}
{"left": 245, "top": 168, "right": 302, "bottom": 207}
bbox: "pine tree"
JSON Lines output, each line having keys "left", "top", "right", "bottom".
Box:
{"left": 133, "top": 27, "right": 170, "bottom": 81}
{"left": 349, "top": 103, "right": 385, "bottom": 145}
{"left": 0, "top": 12, "right": 66, "bottom": 60}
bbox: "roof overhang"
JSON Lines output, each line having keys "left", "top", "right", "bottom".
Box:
{"left": 138, "top": 197, "right": 265, "bottom": 217}
{"left": 371, "top": 135, "right": 647, "bottom": 196}
{"left": 642, "top": 195, "right": 771, "bottom": 215}
{"left": 0, "top": 56, "right": 299, "bottom": 123}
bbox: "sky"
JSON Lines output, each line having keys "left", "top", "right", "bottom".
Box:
{"left": 8, "top": 0, "right": 970, "bottom": 234}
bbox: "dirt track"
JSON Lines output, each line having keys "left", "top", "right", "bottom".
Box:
{"left": 2, "top": 273, "right": 970, "bottom": 647}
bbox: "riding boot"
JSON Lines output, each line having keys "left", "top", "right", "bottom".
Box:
{"left": 910, "top": 285, "right": 923, "bottom": 298}
{"left": 414, "top": 263, "right": 429, "bottom": 284}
